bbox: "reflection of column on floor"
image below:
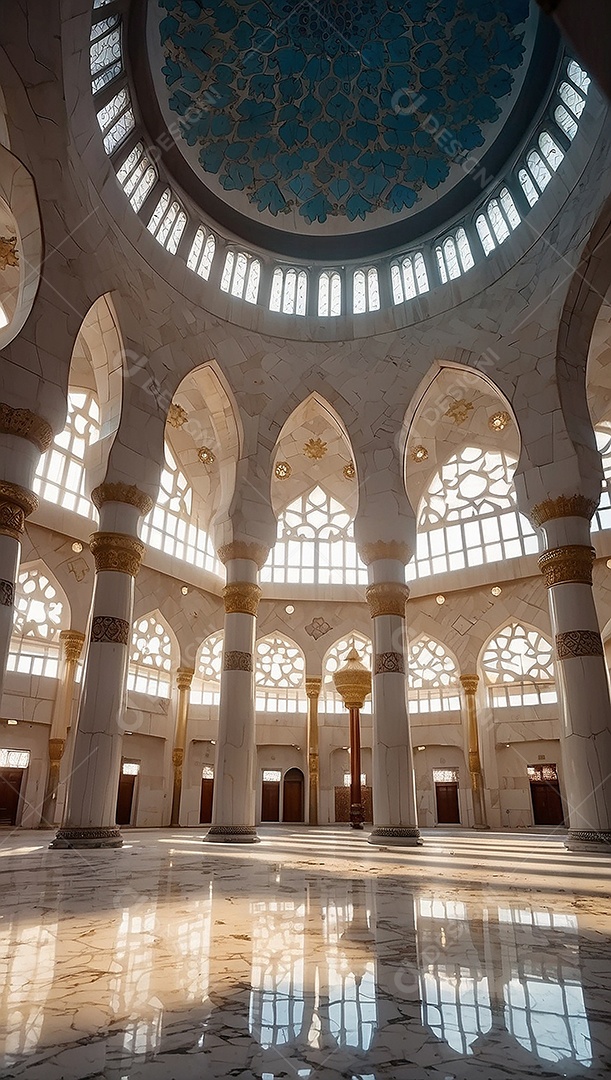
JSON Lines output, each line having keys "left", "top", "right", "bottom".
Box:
{"left": 459, "top": 674, "right": 489, "bottom": 830}
{"left": 40, "top": 630, "right": 85, "bottom": 827}
{"left": 170, "top": 666, "right": 194, "bottom": 827}
{"left": 305, "top": 676, "right": 321, "bottom": 825}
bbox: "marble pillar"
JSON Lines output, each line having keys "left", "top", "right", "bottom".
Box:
{"left": 459, "top": 674, "right": 489, "bottom": 830}
{"left": 51, "top": 483, "right": 152, "bottom": 849}
{"left": 170, "top": 666, "right": 194, "bottom": 827}
{"left": 39, "top": 629, "right": 85, "bottom": 827}
{"left": 206, "top": 541, "right": 267, "bottom": 843}
{"left": 0, "top": 405, "right": 53, "bottom": 702}
{"left": 532, "top": 495, "right": 611, "bottom": 853}
{"left": 362, "top": 544, "right": 422, "bottom": 846}
{"left": 305, "top": 676, "right": 321, "bottom": 826}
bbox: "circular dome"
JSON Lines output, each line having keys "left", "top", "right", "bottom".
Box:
{"left": 137, "top": 0, "right": 559, "bottom": 259}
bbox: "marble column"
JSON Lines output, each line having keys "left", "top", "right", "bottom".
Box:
{"left": 206, "top": 541, "right": 267, "bottom": 843}
{"left": 170, "top": 666, "right": 194, "bottom": 827}
{"left": 305, "top": 676, "right": 321, "bottom": 826}
{"left": 459, "top": 674, "right": 489, "bottom": 830}
{"left": 362, "top": 543, "right": 422, "bottom": 846}
{"left": 51, "top": 483, "right": 152, "bottom": 849}
{"left": 0, "top": 405, "right": 53, "bottom": 702}
{"left": 39, "top": 629, "right": 85, "bottom": 827}
{"left": 532, "top": 495, "right": 611, "bottom": 852}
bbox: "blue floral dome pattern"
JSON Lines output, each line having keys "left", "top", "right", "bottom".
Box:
{"left": 156, "top": 0, "right": 532, "bottom": 227}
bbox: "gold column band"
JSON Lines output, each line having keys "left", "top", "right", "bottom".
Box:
{"left": 359, "top": 540, "right": 412, "bottom": 566}
{"left": 217, "top": 540, "right": 270, "bottom": 568}
{"left": 530, "top": 494, "right": 597, "bottom": 527}
{"left": 59, "top": 630, "right": 85, "bottom": 664}
{"left": 0, "top": 480, "right": 39, "bottom": 540}
{"left": 365, "top": 581, "right": 410, "bottom": 617}
{"left": 223, "top": 581, "right": 262, "bottom": 615}
{"left": 0, "top": 403, "right": 53, "bottom": 452}
{"left": 89, "top": 532, "right": 145, "bottom": 576}
{"left": 176, "top": 667, "right": 195, "bottom": 691}
{"left": 538, "top": 544, "right": 595, "bottom": 587}
{"left": 92, "top": 482, "right": 154, "bottom": 516}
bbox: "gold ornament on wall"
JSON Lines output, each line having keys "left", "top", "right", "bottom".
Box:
{"left": 198, "top": 446, "right": 216, "bottom": 466}
{"left": 445, "top": 399, "right": 473, "bottom": 425}
{"left": 274, "top": 460, "right": 292, "bottom": 480}
{"left": 0, "top": 236, "right": 18, "bottom": 271}
{"left": 167, "top": 402, "right": 188, "bottom": 429}
{"left": 410, "top": 445, "right": 428, "bottom": 462}
{"left": 303, "top": 437, "right": 327, "bottom": 461}
{"left": 488, "top": 411, "right": 511, "bottom": 432}
{"left": 343, "top": 460, "right": 356, "bottom": 480}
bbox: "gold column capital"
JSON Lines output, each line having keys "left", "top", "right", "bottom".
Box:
{"left": 538, "top": 544, "right": 595, "bottom": 588}
{"left": 359, "top": 540, "right": 412, "bottom": 566}
{"left": 223, "top": 580, "right": 261, "bottom": 615}
{"left": 365, "top": 581, "right": 410, "bottom": 617}
{"left": 217, "top": 540, "right": 270, "bottom": 568}
{"left": 91, "top": 482, "right": 154, "bottom": 516}
{"left": 176, "top": 666, "right": 195, "bottom": 691}
{"left": 0, "top": 480, "right": 39, "bottom": 540}
{"left": 59, "top": 629, "right": 85, "bottom": 663}
{"left": 89, "top": 532, "right": 145, "bottom": 577}
{"left": 459, "top": 673, "right": 479, "bottom": 696}
{"left": 305, "top": 677, "right": 322, "bottom": 698}
{"left": 0, "top": 403, "right": 53, "bottom": 452}
{"left": 530, "top": 494, "right": 597, "bottom": 527}
{"left": 48, "top": 737, "right": 65, "bottom": 763}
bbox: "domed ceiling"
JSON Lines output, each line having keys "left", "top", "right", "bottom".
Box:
{"left": 138, "top": 0, "right": 558, "bottom": 258}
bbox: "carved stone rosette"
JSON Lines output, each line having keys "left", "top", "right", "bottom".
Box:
{"left": 89, "top": 532, "right": 145, "bottom": 577}
{"left": 0, "top": 403, "right": 53, "bottom": 452}
{"left": 365, "top": 581, "right": 410, "bottom": 618}
{"left": 530, "top": 494, "right": 598, "bottom": 527}
{"left": 0, "top": 480, "right": 39, "bottom": 540}
{"left": 459, "top": 673, "right": 479, "bottom": 696}
{"left": 223, "top": 650, "right": 253, "bottom": 672}
{"left": 91, "top": 482, "right": 154, "bottom": 517}
{"left": 223, "top": 581, "right": 261, "bottom": 615}
{"left": 59, "top": 629, "right": 85, "bottom": 664}
{"left": 538, "top": 545, "right": 595, "bottom": 588}
{"left": 359, "top": 540, "right": 412, "bottom": 566}
{"left": 176, "top": 667, "right": 195, "bottom": 691}
{"left": 217, "top": 540, "right": 270, "bottom": 568}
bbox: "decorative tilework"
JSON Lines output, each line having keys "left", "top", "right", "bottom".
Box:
{"left": 91, "top": 616, "right": 130, "bottom": 645}
{"left": 374, "top": 651, "right": 404, "bottom": 674}
{"left": 224, "top": 650, "right": 253, "bottom": 672}
{"left": 555, "top": 630, "right": 604, "bottom": 660}
{"left": 0, "top": 579, "right": 14, "bottom": 607}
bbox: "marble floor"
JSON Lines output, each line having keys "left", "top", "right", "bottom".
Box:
{"left": 0, "top": 827, "right": 610, "bottom": 1080}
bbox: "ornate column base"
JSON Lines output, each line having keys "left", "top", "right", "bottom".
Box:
{"left": 565, "top": 830, "right": 611, "bottom": 854}
{"left": 205, "top": 825, "right": 260, "bottom": 844}
{"left": 368, "top": 827, "right": 423, "bottom": 847}
{"left": 50, "top": 826, "right": 123, "bottom": 849}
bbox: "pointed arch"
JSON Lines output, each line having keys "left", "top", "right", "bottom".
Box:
{"left": 8, "top": 561, "right": 70, "bottom": 678}
{"left": 255, "top": 632, "right": 306, "bottom": 712}
{"left": 190, "top": 629, "right": 224, "bottom": 706}
{"left": 128, "top": 609, "right": 179, "bottom": 697}
{"left": 407, "top": 633, "right": 461, "bottom": 715}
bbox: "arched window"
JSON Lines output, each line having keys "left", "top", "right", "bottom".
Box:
{"left": 140, "top": 444, "right": 222, "bottom": 575}
{"left": 8, "top": 566, "right": 66, "bottom": 678}
{"left": 408, "top": 635, "right": 461, "bottom": 713}
{"left": 481, "top": 622, "right": 556, "bottom": 707}
{"left": 567, "top": 60, "right": 590, "bottom": 94}
{"left": 33, "top": 390, "right": 100, "bottom": 517}
{"left": 260, "top": 485, "right": 367, "bottom": 586}
{"left": 518, "top": 168, "right": 540, "bottom": 207}
{"left": 269, "top": 267, "right": 308, "bottom": 315}
{"left": 128, "top": 613, "right": 174, "bottom": 696}
{"left": 391, "top": 252, "right": 429, "bottom": 304}
{"left": 322, "top": 633, "right": 372, "bottom": 714}
{"left": 412, "top": 447, "right": 538, "bottom": 578}
{"left": 89, "top": 12, "right": 122, "bottom": 93}
{"left": 526, "top": 150, "right": 552, "bottom": 192}
{"left": 190, "top": 630, "right": 224, "bottom": 706}
{"left": 538, "top": 130, "right": 564, "bottom": 172}
{"left": 147, "top": 188, "right": 187, "bottom": 253}
{"left": 187, "top": 225, "right": 216, "bottom": 280}
{"left": 590, "top": 428, "right": 611, "bottom": 532}
{"left": 436, "top": 229, "right": 474, "bottom": 282}
{"left": 352, "top": 268, "right": 380, "bottom": 314}
{"left": 318, "top": 271, "right": 342, "bottom": 317}
{"left": 220, "top": 251, "right": 261, "bottom": 303}
{"left": 255, "top": 634, "right": 306, "bottom": 713}
{"left": 96, "top": 87, "right": 134, "bottom": 154}
{"left": 116, "top": 142, "right": 157, "bottom": 212}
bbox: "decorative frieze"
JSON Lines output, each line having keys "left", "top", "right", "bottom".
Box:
{"left": 217, "top": 540, "right": 269, "bottom": 568}
{"left": 0, "top": 403, "right": 53, "bottom": 452}
{"left": 91, "top": 482, "right": 154, "bottom": 517}
{"left": 360, "top": 540, "right": 411, "bottom": 566}
{"left": 59, "top": 629, "right": 85, "bottom": 663}
{"left": 538, "top": 544, "right": 595, "bottom": 588}
{"left": 374, "top": 651, "right": 404, "bottom": 675}
{"left": 530, "top": 494, "right": 597, "bottom": 527}
{"left": 555, "top": 630, "right": 604, "bottom": 660}
{"left": 0, "top": 579, "right": 14, "bottom": 606}
{"left": 224, "top": 650, "right": 253, "bottom": 672}
{"left": 0, "top": 480, "right": 39, "bottom": 540}
{"left": 223, "top": 581, "right": 261, "bottom": 616}
{"left": 365, "top": 581, "right": 410, "bottom": 617}
{"left": 90, "top": 616, "right": 130, "bottom": 646}
{"left": 89, "top": 532, "right": 145, "bottom": 577}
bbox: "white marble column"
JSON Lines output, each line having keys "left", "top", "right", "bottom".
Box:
{"left": 170, "top": 666, "right": 194, "bottom": 827}
{"left": 305, "top": 676, "right": 321, "bottom": 826}
{"left": 51, "top": 483, "right": 152, "bottom": 849}
{"left": 362, "top": 543, "right": 422, "bottom": 847}
{"left": 0, "top": 407, "right": 53, "bottom": 701}
{"left": 39, "top": 629, "right": 85, "bottom": 827}
{"left": 459, "top": 674, "right": 489, "bottom": 830}
{"left": 206, "top": 541, "right": 267, "bottom": 843}
{"left": 532, "top": 495, "right": 611, "bottom": 852}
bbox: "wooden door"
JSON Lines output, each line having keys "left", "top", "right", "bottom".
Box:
{"left": 0, "top": 769, "right": 23, "bottom": 825}
{"left": 530, "top": 780, "right": 564, "bottom": 826}
{"left": 200, "top": 778, "right": 214, "bottom": 824}
{"left": 435, "top": 782, "right": 460, "bottom": 824}
{"left": 282, "top": 768, "right": 304, "bottom": 823}
{"left": 261, "top": 780, "right": 280, "bottom": 822}
{"left": 116, "top": 772, "right": 136, "bottom": 826}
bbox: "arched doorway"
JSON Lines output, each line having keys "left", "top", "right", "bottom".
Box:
{"left": 282, "top": 768, "right": 304, "bottom": 823}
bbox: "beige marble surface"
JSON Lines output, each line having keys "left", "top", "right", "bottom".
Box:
{"left": 0, "top": 826, "right": 610, "bottom": 1079}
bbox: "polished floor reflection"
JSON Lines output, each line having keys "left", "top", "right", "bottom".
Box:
{"left": 1, "top": 827, "right": 611, "bottom": 1079}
